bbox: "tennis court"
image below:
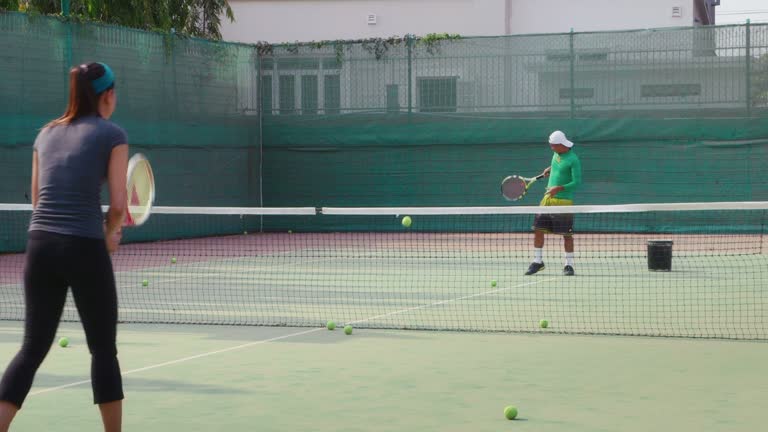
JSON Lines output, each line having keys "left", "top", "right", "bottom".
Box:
{"left": 1, "top": 204, "right": 767, "bottom": 430}
{"left": 1, "top": 12, "right": 767, "bottom": 431}
{"left": 0, "top": 323, "right": 765, "bottom": 431}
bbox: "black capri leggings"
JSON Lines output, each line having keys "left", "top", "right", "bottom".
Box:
{"left": 0, "top": 230, "right": 123, "bottom": 407}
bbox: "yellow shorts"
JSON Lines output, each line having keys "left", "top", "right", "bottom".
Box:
{"left": 539, "top": 196, "right": 573, "bottom": 207}
{"left": 533, "top": 196, "right": 574, "bottom": 235}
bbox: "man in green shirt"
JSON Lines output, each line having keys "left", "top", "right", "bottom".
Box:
{"left": 525, "top": 131, "right": 582, "bottom": 276}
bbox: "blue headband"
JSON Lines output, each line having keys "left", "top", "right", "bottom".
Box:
{"left": 91, "top": 62, "right": 115, "bottom": 94}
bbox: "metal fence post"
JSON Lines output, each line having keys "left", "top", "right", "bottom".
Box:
{"left": 407, "top": 34, "right": 413, "bottom": 114}
{"left": 746, "top": 19, "right": 752, "bottom": 117}
{"left": 569, "top": 28, "right": 575, "bottom": 119}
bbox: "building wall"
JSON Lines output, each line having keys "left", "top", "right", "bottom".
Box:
{"left": 507, "top": 0, "right": 696, "bottom": 35}
{"left": 256, "top": 25, "right": 744, "bottom": 116}
{"left": 223, "top": 0, "right": 506, "bottom": 44}
{"left": 222, "top": 0, "right": 699, "bottom": 44}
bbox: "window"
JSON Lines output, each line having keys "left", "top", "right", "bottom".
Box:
{"left": 265, "top": 57, "right": 340, "bottom": 115}
{"left": 546, "top": 51, "right": 608, "bottom": 62}
{"left": 641, "top": 84, "right": 701, "bottom": 97}
{"left": 545, "top": 52, "right": 571, "bottom": 62}
{"left": 279, "top": 75, "right": 295, "bottom": 114}
{"left": 559, "top": 88, "right": 595, "bottom": 99}
{"left": 324, "top": 75, "right": 341, "bottom": 114}
{"left": 301, "top": 75, "right": 318, "bottom": 115}
{"left": 578, "top": 53, "right": 608, "bottom": 62}
{"left": 418, "top": 77, "right": 457, "bottom": 113}
{"left": 261, "top": 76, "right": 272, "bottom": 115}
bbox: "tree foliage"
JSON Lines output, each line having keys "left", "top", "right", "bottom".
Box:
{"left": 4, "top": 0, "right": 234, "bottom": 40}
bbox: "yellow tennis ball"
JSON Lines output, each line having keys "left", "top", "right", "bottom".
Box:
{"left": 58, "top": 337, "right": 69, "bottom": 348}
{"left": 401, "top": 216, "right": 412, "bottom": 228}
{"left": 171, "top": 257, "right": 177, "bottom": 264}
{"left": 327, "top": 320, "right": 336, "bottom": 330}
{"left": 491, "top": 279, "right": 497, "bottom": 287}
{"left": 504, "top": 406, "right": 518, "bottom": 420}
{"left": 344, "top": 325, "right": 353, "bottom": 335}
{"left": 539, "top": 319, "right": 549, "bottom": 329}
{"left": 142, "top": 279, "right": 149, "bottom": 287}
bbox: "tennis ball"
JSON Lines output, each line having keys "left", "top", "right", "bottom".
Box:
{"left": 171, "top": 257, "right": 177, "bottom": 264}
{"left": 58, "top": 337, "right": 69, "bottom": 348}
{"left": 142, "top": 279, "right": 149, "bottom": 287}
{"left": 344, "top": 325, "right": 353, "bottom": 335}
{"left": 327, "top": 320, "right": 336, "bottom": 331}
{"left": 491, "top": 279, "right": 497, "bottom": 287}
{"left": 401, "top": 216, "right": 412, "bottom": 228}
{"left": 288, "top": 230, "right": 293, "bottom": 234}
{"left": 539, "top": 319, "right": 549, "bottom": 329}
{"left": 504, "top": 406, "right": 518, "bottom": 420}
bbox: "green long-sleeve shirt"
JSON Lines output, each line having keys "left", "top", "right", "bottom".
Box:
{"left": 547, "top": 150, "right": 582, "bottom": 200}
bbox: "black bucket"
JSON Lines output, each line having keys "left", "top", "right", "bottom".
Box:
{"left": 647, "top": 240, "right": 673, "bottom": 271}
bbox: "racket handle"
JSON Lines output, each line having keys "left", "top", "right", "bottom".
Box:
{"left": 123, "top": 211, "right": 135, "bottom": 227}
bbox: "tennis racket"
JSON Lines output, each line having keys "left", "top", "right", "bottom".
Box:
{"left": 124, "top": 153, "right": 155, "bottom": 227}
{"left": 501, "top": 174, "right": 545, "bottom": 202}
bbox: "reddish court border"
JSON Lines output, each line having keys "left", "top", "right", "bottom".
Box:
{"left": 1, "top": 232, "right": 764, "bottom": 285}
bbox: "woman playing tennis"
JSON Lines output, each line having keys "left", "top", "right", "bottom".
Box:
{"left": 0, "top": 62, "right": 127, "bottom": 432}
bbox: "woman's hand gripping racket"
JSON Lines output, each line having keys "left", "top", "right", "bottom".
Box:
{"left": 501, "top": 173, "right": 545, "bottom": 202}
{"left": 124, "top": 153, "right": 155, "bottom": 227}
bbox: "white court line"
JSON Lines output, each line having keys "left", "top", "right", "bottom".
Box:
{"left": 28, "top": 277, "right": 556, "bottom": 397}
{"left": 346, "top": 277, "right": 557, "bottom": 325}
{"left": 29, "top": 327, "right": 324, "bottom": 397}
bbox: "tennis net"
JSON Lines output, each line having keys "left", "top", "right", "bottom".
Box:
{"left": 1, "top": 202, "right": 766, "bottom": 339}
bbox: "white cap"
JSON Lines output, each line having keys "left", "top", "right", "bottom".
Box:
{"left": 549, "top": 130, "right": 573, "bottom": 148}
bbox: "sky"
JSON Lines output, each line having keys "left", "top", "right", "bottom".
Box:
{"left": 716, "top": 0, "right": 768, "bottom": 25}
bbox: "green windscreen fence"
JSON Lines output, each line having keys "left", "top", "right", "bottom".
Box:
{"left": 0, "top": 13, "right": 261, "bottom": 249}
{"left": 0, "top": 13, "right": 262, "bottom": 205}
{"left": 1, "top": 12, "right": 768, "bottom": 249}
{"left": 259, "top": 25, "right": 768, "bottom": 211}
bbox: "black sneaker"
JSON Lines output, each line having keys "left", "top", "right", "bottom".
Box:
{"left": 525, "top": 262, "right": 545, "bottom": 275}
{"left": 563, "top": 265, "right": 575, "bottom": 276}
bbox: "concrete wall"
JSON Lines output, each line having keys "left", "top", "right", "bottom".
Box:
{"left": 507, "top": 0, "right": 695, "bottom": 35}
{"left": 222, "top": 0, "right": 698, "bottom": 44}
{"left": 223, "top": 0, "right": 506, "bottom": 43}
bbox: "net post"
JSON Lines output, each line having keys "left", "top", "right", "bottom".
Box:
{"left": 569, "top": 28, "right": 575, "bottom": 119}
{"left": 745, "top": 19, "right": 751, "bottom": 117}
{"left": 256, "top": 46, "right": 264, "bottom": 207}
{"left": 761, "top": 208, "right": 766, "bottom": 255}
{"left": 252, "top": 49, "right": 264, "bottom": 231}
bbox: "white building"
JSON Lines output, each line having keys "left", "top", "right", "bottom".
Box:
{"left": 222, "top": 0, "right": 719, "bottom": 44}
{"left": 225, "top": 0, "right": 753, "bottom": 117}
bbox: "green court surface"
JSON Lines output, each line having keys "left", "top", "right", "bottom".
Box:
{"left": 0, "top": 321, "right": 765, "bottom": 432}
{"left": 3, "top": 231, "right": 766, "bottom": 338}
{"left": 0, "top": 230, "right": 765, "bottom": 430}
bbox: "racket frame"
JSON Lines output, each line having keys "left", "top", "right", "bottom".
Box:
{"left": 125, "top": 153, "right": 155, "bottom": 226}
{"left": 501, "top": 173, "right": 545, "bottom": 202}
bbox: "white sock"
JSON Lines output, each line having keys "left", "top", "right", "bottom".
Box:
{"left": 533, "top": 248, "right": 543, "bottom": 264}
{"left": 565, "top": 252, "right": 574, "bottom": 267}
